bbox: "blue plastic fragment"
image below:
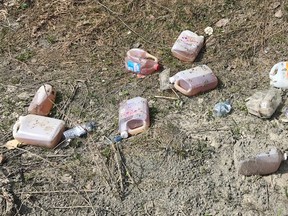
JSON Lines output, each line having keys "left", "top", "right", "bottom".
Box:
{"left": 213, "top": 101, "right": 232, "bottom": 117}
{"left": 113, "top": 135, "right": 123, "bottom": 143}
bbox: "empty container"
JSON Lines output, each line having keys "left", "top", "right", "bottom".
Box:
{"left": 238, "top": 148, "right": 287, "bottom": 176}
{"left": 125, "top": 48, "right": 160, "bottom": 75}
{"left": 171, "top": 30, "right": 204, "bottom": 62}
{"left": 269, "top": 61, "right": 288, "bottom": 89}
{"left": 28, "top": 84, "right": 56, "bottom": 116}
{"left": 119, "top": 97, "right": 150, "bottom": 138}
{"left": 13, "top": 114, "right": 65, "bottom": 148}
{"left": 246, "top": 88, "right": 282, "bottom": 118}
{"left": 169, "top": 65, "right": 218, "bottom": 96}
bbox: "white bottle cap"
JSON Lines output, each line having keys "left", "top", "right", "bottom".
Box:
{"left": 169, "top": 76, "right": 176, "bottom": 84}
{"left": 120, "top": 131, "right": 128, "bottom": 139}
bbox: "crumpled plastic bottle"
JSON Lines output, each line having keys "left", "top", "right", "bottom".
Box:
{"left": 238, "top": 148, "right": 287, "bottom": 176}
{"left": 213, "top": 101, "right": 232, "bottom": 117}
{"left": 63, "top": 121, "right": 96, "bottom": 140}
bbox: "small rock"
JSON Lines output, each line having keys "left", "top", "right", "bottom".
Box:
{"left": 275, "top": 9, "right": 283, "bottom": 18}
{"left": 17, "top": 92, "right": 30, "bottom": 100}
{"left": 133, "top": 42, "right": 141, "bottom": 48}
{"left": 30, "top": 58, "right": 37, "bottom": 63}
{"left": 215, "top": 18, "right": 229, "bottom": 27}
{"left": 270, "top": 2, "right": 280, "bottom": 10}
{"left": 0, "top": 154, "right": 6, "bottom": 164}
{"left": 6, "top": 85, "right": 17, "bottom": 93}
{"left": 61, "top": 174, "right": 73, "bottom": 183}
{"left": 204, "top": 26, "right": 213, "bottom": 36}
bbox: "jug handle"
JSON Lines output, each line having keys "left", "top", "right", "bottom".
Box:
{"left": 12, "top": 120, "right": 21, "bottom": 136}
{"left": 128, "top": 121, "right": 147, "bottom": 134}
{"left": 174, "top": 80, "right": 191, "bottom": 95}
{"left": 145, "top": 53, "right": 158, "bottom": 62}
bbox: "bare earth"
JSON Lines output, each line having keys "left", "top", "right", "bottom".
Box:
{"left": 1, "top": 0, "right": 288, "bottom": 215}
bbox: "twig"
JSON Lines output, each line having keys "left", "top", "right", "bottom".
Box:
{"left": 154, "top": 95, "right": 178, "bottom": 100}
{"left": 52, "top": 206, "right": 92, "bottom": 209}
{"left": 15, "top": 189, "right": 98, "bottom": 195}
{"left": 171, "top": 88, "right": 181, "bottom": 99}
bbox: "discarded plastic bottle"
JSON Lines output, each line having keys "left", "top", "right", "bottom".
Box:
{"left": 28, "top": 84, "right": 56, "bottom": 116}
{"left": 238, "top": 148, "right": 287, "bottom": 176}
{"left": 213, "top": 101, "right": 232, "bottom": 117}
{"left": 169, "top": 65, "right": 218, "bottom": 96}
{"left": 269, "top": 61, "right": 288, "bottom": 88}
{"left": 119, "top": 97, "right": 150, "bottom": 138}
{"left": 63, "top": 122, "right": 96, "bottom": 140}
{"left": 125, "top": 48, "right": 160, "bottom": 75}
{"left": 13, "top": 114, "right": 65, "bottom": 148}
{"left": 246, "top": 88, "right": 282, "bottom": 118}
{"left": 171, "top": 30, "right": 204, "bottom": 62}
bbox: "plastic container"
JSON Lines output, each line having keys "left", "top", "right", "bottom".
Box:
{"left": 238, "top": 148, "right": 287, "bottom": 176}
{"left": 246, "top": 88, "right": 282, "bottom": 118}
{"left": 125, "top": 48, "right": 160, "bottom": 75}
{"left": 171, "top": 30, "right": 204, "bottom": 62}
{"left": 269, "top": 61, "right": 288, "bottom": 88}
{"left": 169, "top": 65, "right": 218, "bottom": 96}
{"left": 119, "top": 97, "right": 150, "bottom": 138}
{"left": 13, "top": 114, "right": 65, "bottom": 148}
{"left": 28, "top": 84, "right": 56, "bottom": 116}
{"left": 63, "top": 121, "right": 96, "bottom": 140}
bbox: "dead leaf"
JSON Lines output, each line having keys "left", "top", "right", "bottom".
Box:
{"left": 4, "top": 139, "right": 25, "bottom": 150}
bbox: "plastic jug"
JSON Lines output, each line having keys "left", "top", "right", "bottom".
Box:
{"left": 169, "top": 65, "right": 218, "bottom": 96}
{"left": 13, "top": 114, "right": 65, "bottom": 148}
{"left": 119, "top": 97, "right": 150, "bottom": 138}
{"left": 171, "top": 30, "right": 204, "bottom": 62}
{"left": 28, "top": 84, "right": 56, "bottom": 116}
{"left": 238, "top": 148, "right": 287, "bottom": 176}
{"left": 269, "top": 61, "right": 288, "bottom": 88}
{"left": 125, "top": 48, "right": 160, "bottom": 75}
{"left": 245, "top": 88, "right": 282, "bottom": 118}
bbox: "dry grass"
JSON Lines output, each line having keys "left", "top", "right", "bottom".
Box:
{"left": 0, "top": 0, "right": 288, "bottom": 215}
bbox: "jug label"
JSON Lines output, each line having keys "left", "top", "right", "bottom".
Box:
{"left": 127, "top": 60, "right": 141, "bottom": 73}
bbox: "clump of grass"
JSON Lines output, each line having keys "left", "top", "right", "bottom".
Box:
{"left": 16, "top": 50, "right": 35, "bottom": 62}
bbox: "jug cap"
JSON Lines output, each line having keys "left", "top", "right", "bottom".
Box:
{"left": 169, "top": 76, "right": 176, "bottom": 84}
{"left": 120, "top": 131, "right": 128, "bottom": 139}
{"left": 153, "top": 64, "right": 160, "bottom": 71}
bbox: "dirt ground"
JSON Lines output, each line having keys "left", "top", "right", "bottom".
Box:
{"left": 1, "top": 0, "right": 288, "bottom": 215}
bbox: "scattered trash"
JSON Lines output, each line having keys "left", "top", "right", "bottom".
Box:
{"left": 4, "top": 139, "right": 25, "bottom": 150}
{"left": 213, "top": 101, "right": 232, "bottom": 117}
{"left": 274, "top": 9, "right": 283, "bottom": 18}
{"left": 119, "top": 97, "right": 150, "bottom": 138}
{"left": 159, "top": 68, "right": 173, "bottom": 91}
{"left": 125, "top": 48, "right": 160, "bottom": 76}
{"left": 63, "top": 121, "right": 96, "bottom": 140}
{"left": 171, "top": 30, "right": 204, "bottom": 62}
{"left": 238, "top": 148, "right": 287, "bottom": 176}
{"left": 245, "top": 88, "right": 282, "bottom": 118}
{"left": 28, "top": 84, "right": 56, "bottom": 116}
{"left": 169, "top": 65, "right": 218, "bottom": 97}
{"left": 269, "top": 61, "right": 288, "bottom": 88}
{"left": 13, "top": 114, "right": 65, "bottom": 149}
{"left": 204, "top": 26, "right": 213, "bottom": 35}
{"left": 215, "top": 18, "right": 229, "bottom": 27}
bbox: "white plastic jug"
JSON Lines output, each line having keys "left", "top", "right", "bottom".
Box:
{"left": 119, "top": 97, "right": 150, "bottom": 138}
{"left": 269, "top": 61, "right": 288, "bottom": 88}
{"left": 171, "top": 30, "right": 204, "bottom": 62}
{"left": 13, "top": 114, "right": 65, "bottom": 148}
